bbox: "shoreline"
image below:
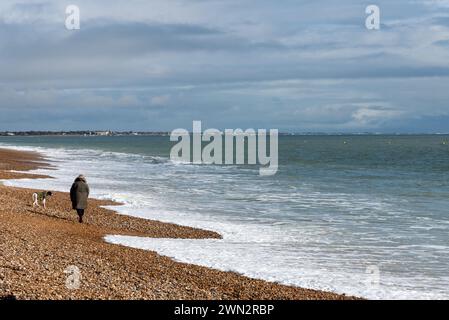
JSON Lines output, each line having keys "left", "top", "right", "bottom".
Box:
{"left": 0, "top": 147, "right": 356, "bottom": 300}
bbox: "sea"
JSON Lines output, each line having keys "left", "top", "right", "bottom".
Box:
{"left": 1, "top": 134, "right": 448, "bottom": 299}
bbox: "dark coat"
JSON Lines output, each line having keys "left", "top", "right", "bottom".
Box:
{"left": 70, "top": 178, "right": 90, "bottom": 210}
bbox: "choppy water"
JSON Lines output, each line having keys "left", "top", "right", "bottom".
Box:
{"left": 1, "top": 135, "right": 449, "bottom": 299}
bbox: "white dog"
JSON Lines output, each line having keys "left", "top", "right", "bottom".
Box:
{"left": 32, "top": 191, "right": 53, "bottom": 209}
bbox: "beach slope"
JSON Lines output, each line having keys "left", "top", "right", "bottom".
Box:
{"left": 0, "top": 148, "right": 354, "bottom": 300}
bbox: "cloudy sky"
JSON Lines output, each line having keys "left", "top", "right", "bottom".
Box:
{"left": 1, "top": 0, "right": 449, "bottom": 132}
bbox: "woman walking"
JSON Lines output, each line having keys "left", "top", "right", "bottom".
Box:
{"left": 70, "top": 175, "right": 90, "bottom": 223}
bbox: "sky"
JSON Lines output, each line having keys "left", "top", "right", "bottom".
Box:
{"left": 1, "top": 0, "right": 449, "bottom": 132}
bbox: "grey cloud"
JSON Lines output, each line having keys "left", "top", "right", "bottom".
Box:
{"left": 434, "top": 39, "right": 449, "bottom": 46}
{"left": 1, "top": 0, "right": 449, "bottom": 132}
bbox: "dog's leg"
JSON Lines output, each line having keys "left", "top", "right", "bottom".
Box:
{"left": 43, "top": 198, "right": 46, "bottom": 209}
{"left": 32, "top": 193, "right": 39, "bottom": 207}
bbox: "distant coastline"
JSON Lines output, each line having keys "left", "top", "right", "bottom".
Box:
{"left": 0, "top": 131, "right": 170, "bottom": 137}
{"left": 1, "top": 131, "right": 449, "bottom": 137}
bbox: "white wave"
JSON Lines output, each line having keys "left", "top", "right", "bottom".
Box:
{"left": 105, "top": 235, "right": 449, "bottom": 300}
{"left": 2, "top": 141, "right": 449, "bottom": 300}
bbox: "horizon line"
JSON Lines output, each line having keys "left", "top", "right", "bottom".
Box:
{"left": 1, "top": 130, "right": 449, "bottom": 136}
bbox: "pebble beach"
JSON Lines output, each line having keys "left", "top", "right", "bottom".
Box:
{"left": 0, "top": 147, "right": 355, "bottom": 300}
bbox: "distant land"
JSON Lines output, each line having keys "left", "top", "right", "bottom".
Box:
{"left": 0, "top": 131, "right": 169, "bottom": 137}
{"left": 0, "top": 131, "right": 448, "bottom": 137}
